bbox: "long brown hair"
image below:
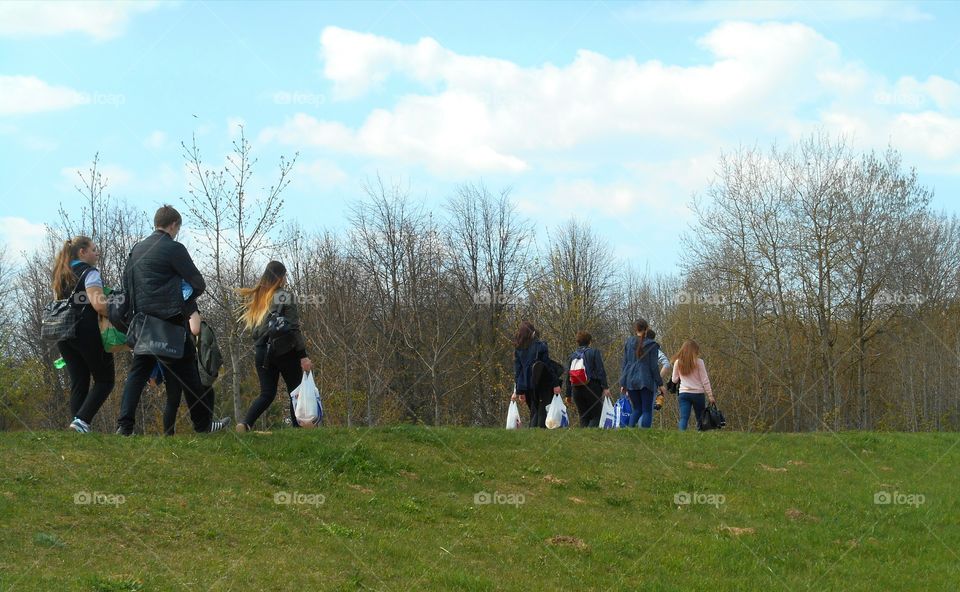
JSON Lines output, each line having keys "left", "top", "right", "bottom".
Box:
{"left": 514, "top": 321, "right": 537, "bottom": 349}
{"left": 673, "top": 339, "right": 701, "bottom": 376}
{"left": 52, "top": 236, "right": 92, "bottom": 299}
{"left": 237, "top": 261, "right": 287, "bottom": 330}
{"left": 633, "top": 318, "right": 650, "bottom": 358}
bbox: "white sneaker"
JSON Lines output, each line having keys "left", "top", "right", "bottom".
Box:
{"left": 69, "top": 418, "right": 91, "bottom": 433}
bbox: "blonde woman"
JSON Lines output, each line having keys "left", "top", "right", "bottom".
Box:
{"left": 235, "top": 261, "right": 313, "bottom": 432}
{"left": 671, "top": 340, "right": 716, "bottom": 431}
{"left": 51, "top": 236, "right": 114, "bottom": 432}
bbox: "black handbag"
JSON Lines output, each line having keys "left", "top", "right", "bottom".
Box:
{"left": 700, "top": 402, "right": 727, "bottom": 431}
{"left": 126, "top": 312, "right": 186, "bottom": 359}
{"left": 121, "top": 251, "right": 186, "bottom": 359}
{"left": 41, "top": 269, "right": 92, "bottom": 342}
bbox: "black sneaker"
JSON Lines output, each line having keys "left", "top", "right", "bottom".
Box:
{"left": 209, "top": 417, "right": 232, "bottom": 433}
{"left": 115, "top": 426, "right": 133, "bottom": 436}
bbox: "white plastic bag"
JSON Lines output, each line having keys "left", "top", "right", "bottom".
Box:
{"left": 599, "top": 396, "right": 616, "bottom": 429}
{"left": 505, "top": 400, "right": 522, "bottom": 430}
{"left": 545, "top": 394, "right": 568, "bottom": 429}
{"left": 290, "top": 371, "right": 323, "bottom": 428}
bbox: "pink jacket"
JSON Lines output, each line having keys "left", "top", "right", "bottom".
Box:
{"left": 671, "top": 358, "right": 713, "bottom": 398}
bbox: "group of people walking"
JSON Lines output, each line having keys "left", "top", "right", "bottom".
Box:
{"left": 52, "top": 204, "right": 717, "bottom": 435}
{"left": 50, "top": 205, "right": 312, "bottom": 435}
{"left": 511, "top": 320, "right": 717, "bottom": 431}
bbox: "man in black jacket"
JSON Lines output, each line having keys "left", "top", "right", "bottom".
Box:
{"left": 115, "top": 205, "right": 229, "bottom": 435}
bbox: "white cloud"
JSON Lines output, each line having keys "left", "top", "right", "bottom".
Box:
{"left": 144, "top": 130, "right": 167, "bottom": 149}
{"left": 0, "top": 1, "right": 163, "bottom": 41}
{"left": 0, "top": 75, "right": 87, "bottom": 116}
{"left": 264, "top": 22, "right": 960, "bottom": 188}
{"left": 0, "top": 217, "right": 48, "bottom": 257}
{"left": 619, "top": 1, "right": 931, "bottom": 23}
{"left": 264, "top": 23, "right": 847, "bottom": 175}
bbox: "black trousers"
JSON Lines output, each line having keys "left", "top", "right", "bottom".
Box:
{"left": 163, "top": 381, "right": 215, "bottom": 436}
{"left": 572, "top": 380, "right": 604, "bottom": 427}
{"left": 520, "top": 361, "right": 553, "bottom": 429}
{"left": 117, "top": 334, "right": 212, "bottom": 434}
{"left": 57, "top": 312, "right": 115, "bottom": 424}
{"left": 242, "top": 346, "right": 300, "bottom": 428}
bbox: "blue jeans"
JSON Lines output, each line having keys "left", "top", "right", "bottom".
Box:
{"left": 678, "top": 392, "right": 706, "bottom": 431}
{"left": 627, "top": 388, "right": 654, "bottom": 428}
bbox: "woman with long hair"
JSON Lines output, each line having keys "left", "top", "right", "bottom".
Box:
{"left": 671, "top": 340, "right": 715, "bottom": 431}
{"left": 235, "top": 261, "right": 313, "bottom": 432}
{"left": 512, "top": 320, "right": 561, "bottom": 428}
{"left": 619, "top": 318, "right": 666, "bottom": 428}
{"left": 51, "top": 236, "right": 115, "bottom": 432}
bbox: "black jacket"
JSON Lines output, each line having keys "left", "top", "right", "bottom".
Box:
{"left": 123, "top": 230, "right": 205, "bottom": 321}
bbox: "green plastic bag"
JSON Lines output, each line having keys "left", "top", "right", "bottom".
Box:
{"left": 99, "top": 316, "right": 128, "bottom": 353}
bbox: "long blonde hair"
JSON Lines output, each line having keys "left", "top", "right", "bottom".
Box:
{"left": 52, "top": 236, "right": 92, "bottom": 299}
{"left": 673, "top": 340, "right": 701, "bottom": 376}
{"left": 237, "top": 260, "right": 287, "bottom": 330}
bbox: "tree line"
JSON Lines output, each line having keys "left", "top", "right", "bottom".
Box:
{"left": 2, "top": 131, "right": 957, "bottom": 432}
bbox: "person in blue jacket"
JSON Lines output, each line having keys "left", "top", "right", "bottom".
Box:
{"left": 512, "top": 321, "right": 561, "bottom": 428}
{"left": 565, "top": 331, "right": 610, "bottom": 427}
{"left": 619, "top": 318, "right": 666, "bottom": 428}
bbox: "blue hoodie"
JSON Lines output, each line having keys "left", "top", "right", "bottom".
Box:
{"left": 620, "top": 336, "right": 663, "bottom": 391}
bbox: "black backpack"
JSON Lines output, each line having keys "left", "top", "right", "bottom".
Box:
{"left": 196, "top": 320, "right": 223, "bottom": 388}
{"left": 700, "top": 402, "right": 727, "bottom": 431}
{"left": 107, "top": 289, "right": 131, "bottom": 333}
{"left": 108, "top": 248, "right": 136, "bottom": 333}
{"left": 260, "top": 301, "right": 299, "bottom": 361}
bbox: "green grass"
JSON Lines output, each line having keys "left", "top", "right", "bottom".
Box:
{"left": 1, "top": 427, "right": 958, "bottom": 591}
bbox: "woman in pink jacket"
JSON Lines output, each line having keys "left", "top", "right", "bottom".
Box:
{"left": 671, "top": 340, "right": 716, "bottom": 431}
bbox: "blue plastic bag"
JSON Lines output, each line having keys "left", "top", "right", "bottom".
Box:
{"left": 614, "top": 394, "right": 632, "bottom": 428}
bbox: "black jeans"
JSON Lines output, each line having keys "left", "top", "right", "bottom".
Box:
{"left": 117, "top": 333, "right": 212, "bottom": 434}
{"left": 572, "top": 380, "right": 604, "bottom": 427}
{"left": 57, "top": 312, "right": 115, "bottom": 424}
{"left": 162, "top": 380, "right": 215, "bottom": 436}
{"left": 242, "top": 346, "right": 300, "bottom": 428}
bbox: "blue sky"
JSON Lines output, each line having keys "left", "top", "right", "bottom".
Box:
{"left": 2, "top": 0, "right": 959, "bottom": 273}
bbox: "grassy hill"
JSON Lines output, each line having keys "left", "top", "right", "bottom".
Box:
{"left": 1, "top": 427, "right": 958, "bottom": 591}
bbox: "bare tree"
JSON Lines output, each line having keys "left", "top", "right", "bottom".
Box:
{"left": 181, "top": 127, "right": 297, "bottom": 420}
